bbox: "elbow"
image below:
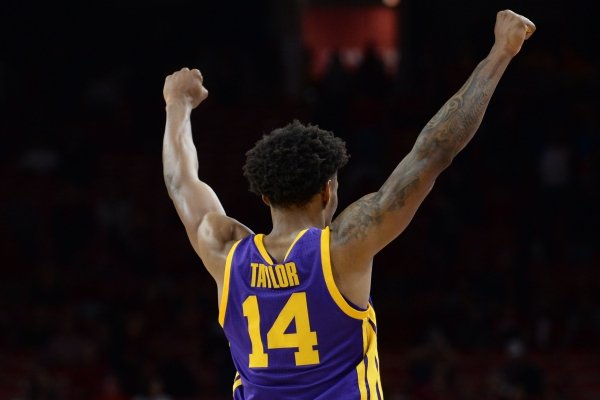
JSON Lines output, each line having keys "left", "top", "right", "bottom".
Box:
{"left": 414, "top": 138, "right": 455, "bottom": 175}
{"left": 163, "top": 160, "right": 188, "bottom": 196}
{"left": 425, "top": 151, "right": 454, "bottom": 176}
{"left": 163, "top": 172, "right": 182, "bottom": 198}
{"left": 435, "top": 152, "right": 454, "bottom": 171}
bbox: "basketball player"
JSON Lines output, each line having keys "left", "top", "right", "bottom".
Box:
{"left": 162, "top": 10, "right": 535, "bottom": 399}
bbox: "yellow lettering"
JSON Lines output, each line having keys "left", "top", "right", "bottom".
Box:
{"left": 257, "top": 264, "right": 267, "bottom": 288}
{"left": 285, "top": 262, "right": 299, "bottom": 287}
{"left": 242, "top": 292, "right": 320, "bottom": 368}
{"left": 267, "top": 292, "right": 319, "bottom": 365}
{"left": 242, "top": 295, "right": 269, "bottom": 367}
{"left": 267, "top": 266, "right": 280, "bottom": 289}
{"left": 250, "top": 263, "right": 259, "bottom": 287}
{"left": 275, "top": 264, "right": 289, "bottom": 288}
{"left": 251, "top": 262, "right": 299, "bottom": 289}
{"left": 262, "top": 264, "right": 272, "bottom": 288}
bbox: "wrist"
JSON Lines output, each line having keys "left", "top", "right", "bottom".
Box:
{"left": 165, "top": 99, "right": 193, "bottom": 114}
{"left": 489, "top": 43, "right": 517, "bottom": 60}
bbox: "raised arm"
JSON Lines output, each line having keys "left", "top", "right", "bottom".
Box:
{"left": 332, "top": 10, "right": 536, "bottom": 262}
{"left": 163, "top": 68, "right": 251, "bottom": 278}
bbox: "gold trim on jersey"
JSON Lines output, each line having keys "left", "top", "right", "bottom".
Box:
{"left": 254, "top": 234, "right": 274, "bottom": 264}
{"left": 356, "top": 359, "right": 368, "bottom": 399}
{"left": 368, "top": 306, "right": 377, "bottom": 326}
{"left": 232, "top": 372, "right": 242, "bottom": 392}
{"left": 356, "top": 309, "right": 383, "bottom": 399}
{"left": 284, "top": 229, "right": 308, "bottom": 261}
{"left": 254, "top": 229, "right": 309, "bottom": 264}
{"left": 219, "top": 240, "right": 242, "bottom": 327}
{"left": 320, "top": 227, "right": 369, "bottom": 320}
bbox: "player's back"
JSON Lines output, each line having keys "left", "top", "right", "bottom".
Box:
{"left": 219, "top": 226, "right": 383, "bottom": 399}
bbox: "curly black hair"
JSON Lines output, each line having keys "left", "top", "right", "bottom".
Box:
{"left": 243, "top": 120, "right": 349, "bottom": 207}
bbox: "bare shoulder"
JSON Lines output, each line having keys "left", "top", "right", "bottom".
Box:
{"left": 195, "top": 212, "right": 253, "bottom": 279}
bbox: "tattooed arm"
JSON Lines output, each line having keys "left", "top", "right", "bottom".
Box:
{"left": 332, "top": 57, "right": 507, "bottom": 252}
{"left": 330, "top": 10, "right": 535, "bottom": 299}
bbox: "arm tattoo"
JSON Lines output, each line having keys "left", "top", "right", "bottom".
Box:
{"left": 334, "top": 56, "right": 507, "bottom": 245}
{"left": 417, "top": 59, "right": 494, "bottom": 161}
{"left": 334, "top": 193, "right": 383, "bottom": 244}
{"left": 334, "top": 177, "right": 419, "bottom": 244}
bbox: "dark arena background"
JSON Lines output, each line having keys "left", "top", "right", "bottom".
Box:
{"left": 1, "top": 0, "right": 598, "bottom": 399}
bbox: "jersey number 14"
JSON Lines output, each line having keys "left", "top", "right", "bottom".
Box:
{"left": 242, "top": 292, "right": 320, "bottom": 368}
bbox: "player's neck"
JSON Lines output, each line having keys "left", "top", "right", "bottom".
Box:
{"left": 268, "top": 204, "right": 325, "bottom": 238}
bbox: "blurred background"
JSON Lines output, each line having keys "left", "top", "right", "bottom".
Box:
{"left": 1, "top": 0, "right": 598, "bottom": 399}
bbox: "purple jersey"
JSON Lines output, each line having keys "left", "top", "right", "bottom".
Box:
{"left": 219, "top": 227, "right": 383, "bottom": 399}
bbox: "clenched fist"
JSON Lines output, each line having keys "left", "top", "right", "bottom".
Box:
{"left": 163, "top": 67, "right": 208, "bottom": 109}
{"left": 494, "top": 10, "right": 536, "bottom": 57}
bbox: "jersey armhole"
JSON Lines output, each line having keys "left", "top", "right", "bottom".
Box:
{"left": 321, "top": 226, "right": 369, "bottom": 320}
{"left": 218, "top": 240, "right": 242, "bottom": 327}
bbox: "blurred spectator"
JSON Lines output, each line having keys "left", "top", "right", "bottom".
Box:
{"left": 403, "top": 328, "right": 459, "bottom": 400}
{"left": 133, "top": 377, "right": 172, "bottom": 400}
{"left": 539, "top": 138, "right": 570, "bottom": 190}
{"left": 91, "top": 375, "right": 129, "bottom": 400}
{"left": 490, "top": 338, "right": 544, "bottom": 399}
{"left": 313, "top": 49, "right": 353, "bottom": 133}
{"left": 24, "top": 368, "right": 63, "bottom": 400}
{"left": 354, "top": 42, "right": 392, "bottom": 100}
